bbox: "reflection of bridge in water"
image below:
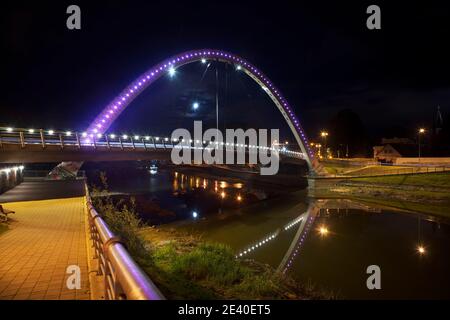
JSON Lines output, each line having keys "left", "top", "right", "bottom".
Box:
{"left": 234, "top": 199, "right": 382, "bottom": 274}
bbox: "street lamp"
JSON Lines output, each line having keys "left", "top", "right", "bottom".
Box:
{"left": 418, "top": 128, "right": 426, "bottom": 162}
{"left": 321, "top": 131, "right": 329, "bottom": 157}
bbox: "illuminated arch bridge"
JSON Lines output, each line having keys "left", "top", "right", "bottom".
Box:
{"left": 1, "top": 49, "right": 319, "bottom": 174}
{"left": 86, "top": 49, "right": 316, "bottom": 169}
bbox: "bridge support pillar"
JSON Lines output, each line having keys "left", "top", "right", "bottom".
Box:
{"left": 39, "top": 129, "right": 46, "bottom": 149}
{"left": 19, "top": 131, "right": 25, "bottom": 148}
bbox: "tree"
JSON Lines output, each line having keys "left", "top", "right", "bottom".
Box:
{"left": 327, "top": 109, "right": 371, "bottom": 158}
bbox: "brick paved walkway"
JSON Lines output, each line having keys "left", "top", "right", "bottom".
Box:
{"left": 0, "top": 197, "right": 90, "bottom": 300}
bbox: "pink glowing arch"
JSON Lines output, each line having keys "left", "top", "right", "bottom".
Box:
{"left": 87, "top": 49, "right": 315, "bottom": 168}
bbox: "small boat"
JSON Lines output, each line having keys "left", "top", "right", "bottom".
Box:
{"left": 149, "top": 165, "right": 158, "bottom": 175}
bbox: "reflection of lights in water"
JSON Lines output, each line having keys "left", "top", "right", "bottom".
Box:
{"left": 203, "top": 179, "right": 207, "bottom": 189}
{"left": 283, "top": 214, "right": 316, "bottom": 274}
{"left": 195, "top": 178, "right": 200, "bottom": 188}
{"left": 318, "top": 225, "right": 329, "bottom": 236}
{"left": 149, "top": 165, "right": 158, "bottom": 175}
{"left": 192, "top": 211, "right": 198, "bottom": 219}
{"left": 417, "top": 245, "right": 426, "bottom": 255}
{"left": 236, "top": 231, "right": 280, "bottom": 258}
{"left": 236, "top": 214, "right": 307, "bottom": 259}
{"left": 284, "top": 216, "right": 303, "bottom": 230}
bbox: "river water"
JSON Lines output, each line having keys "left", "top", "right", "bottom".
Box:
{"left": 94, "top": 165, "right": 450, "bottom": 299}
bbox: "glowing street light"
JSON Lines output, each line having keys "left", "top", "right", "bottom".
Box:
{"left": 28, "top": 129, "right": 35, "bottom": 134}
{"left": 320, "top": 131, "right": 329, "bottom": 157}
{"left": 192, "top": 102, "right": 199, "bottom": 110}
{"left": 237, "top": 195, "right": 242, "bottom": 202}
{"left": 192, "top": 211, "right": 198, "bottom": 219}
{"left": 168, "top": 66, "right": 176, "bottom": 77}
{"left": 201, "top": 58, "right": 207, "bottom": 64}
{"left": 220, "top": 191, "right": 226, "bottom": 199}
{"left": 122, "top": 134, "right": 128, "bottom": 139}
{"left": 66, "top": 131, "right": 72, "bottom": 136}
{"left": 418, "top": 128, "right": 426, "bottom": 161}
{"left": 236, "top": 65, "right": 242, "bottom": 70}
{"left": 6, "top": 127, "right": 13, "bottom": 132}
{"left": 48, "top": 130, "right": 54, "bottom": 135}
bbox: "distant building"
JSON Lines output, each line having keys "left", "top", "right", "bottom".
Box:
{"left": 373, "top": 141, "right": 418, "bottom": 163}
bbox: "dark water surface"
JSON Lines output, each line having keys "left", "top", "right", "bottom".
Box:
{"left": 91, "top": 165, "right": 450, "bottom": 299}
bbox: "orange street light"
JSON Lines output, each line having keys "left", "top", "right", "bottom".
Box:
{"left": 318, "top": 225, "right": 329, "bottom": 236}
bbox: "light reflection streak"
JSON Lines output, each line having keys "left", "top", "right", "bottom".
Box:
{"left": 235, "top": 212, "right": 309, "bottom": 259}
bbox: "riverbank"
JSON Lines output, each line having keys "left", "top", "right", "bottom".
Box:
{"left": 311, "top": 172, "right": 450, "bottom": 218}
{"left": 138, "top": 227, "right": 335, "bottom": 299}
{"left": 90, "top": 177, "right": 335, "bottom": 300}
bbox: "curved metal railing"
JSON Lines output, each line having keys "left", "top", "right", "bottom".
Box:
{"left": 84, "top": 184, "right": 164, "bottom": 300}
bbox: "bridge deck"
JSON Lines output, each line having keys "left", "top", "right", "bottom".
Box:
{"left": 0, "top": 186, "right": 90, "bottom": 299}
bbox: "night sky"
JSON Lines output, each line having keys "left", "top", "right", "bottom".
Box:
{"left": 1, "top": 1, "right": 450, "bottom": 142}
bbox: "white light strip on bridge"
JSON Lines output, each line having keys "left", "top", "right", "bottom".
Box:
{"left": 0, "top": 127, "right": 305, "bottom": 158}
{"left": 0, "top": 165, "right": 24, "bottom": 174}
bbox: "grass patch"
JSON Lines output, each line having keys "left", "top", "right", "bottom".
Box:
{"left": 348, "top": 171, "right": 450, "bottom": 188}
{"left": 140, "top": 228, "right": 336, "bottom": 300}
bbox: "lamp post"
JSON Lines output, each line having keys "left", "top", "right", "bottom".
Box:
{"left": 321, "top": 131, "right": 328, "bottom": 158}
{"left": 418, "top": 128, "right": 425, "bottom": 163}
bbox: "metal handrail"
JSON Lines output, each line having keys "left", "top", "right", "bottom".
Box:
{"left": 0, "top": 126, "right": 305, "bottom": 160}
{"left": 84, "top": 183, "right": 164, "bottom": 300}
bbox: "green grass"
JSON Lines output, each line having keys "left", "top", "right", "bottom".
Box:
{"left": 140, "top": 229, "right": 336, "bottom": 299}
{"left": 347, "top": 172, "right": 450, "bottom": 188}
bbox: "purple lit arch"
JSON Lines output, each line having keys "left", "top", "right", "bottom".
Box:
{"left": 87, "top": 49, "right": 315, "bottom": 169}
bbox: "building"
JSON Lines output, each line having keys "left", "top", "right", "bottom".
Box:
{"left": 373, "top": 142, "right": 418, "bottom": 163}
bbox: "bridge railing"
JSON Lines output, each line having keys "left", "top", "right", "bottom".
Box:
{"left": 84, "top": 183, "right": 165, "bottom": 300}
{"left": 0, "top": 126, "right": 306, "bottom": 159}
